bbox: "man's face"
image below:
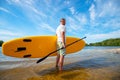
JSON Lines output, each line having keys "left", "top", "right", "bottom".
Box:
{"left": 61, "top": 20, "right": 66, "bottom": 25}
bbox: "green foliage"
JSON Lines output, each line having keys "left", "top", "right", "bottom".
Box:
{"left": 85, "top": 43, "right": 89, "bottom": 46}
{"left": 88, "top": 38, "right": 120, "bottom": 46}
{"left": 0, "top": 40, "right": 4, "bottom": 46}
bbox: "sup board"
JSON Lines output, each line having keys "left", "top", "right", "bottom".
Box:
{"left": 2, "top": 36, "right": 85, "bottom": 58}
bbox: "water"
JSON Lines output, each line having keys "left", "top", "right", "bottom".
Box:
{"left": 84, "top": 46, "right": 120, "bottom": 49}
{"left": 0, "top": 46, "right": 120, "bottom": 80}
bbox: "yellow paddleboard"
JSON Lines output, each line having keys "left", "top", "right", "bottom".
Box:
{"left": 2, "top": 36, "right": 85, "bottom": 58}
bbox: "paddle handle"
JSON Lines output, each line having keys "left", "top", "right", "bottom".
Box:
{"left": 36, "top": 37, "right": 86, "bottom": 63}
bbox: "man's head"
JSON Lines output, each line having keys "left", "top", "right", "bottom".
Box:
{"left": 60, "top": 18, "right": 66, "bottom": 25}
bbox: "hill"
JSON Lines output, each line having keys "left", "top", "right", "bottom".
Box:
{"left": 87, "top": 38, "right": 120, "bottom": 46}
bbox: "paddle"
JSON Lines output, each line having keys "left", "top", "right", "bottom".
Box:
{"left": 36, "top": 36, "right": 86, "bottom": 63}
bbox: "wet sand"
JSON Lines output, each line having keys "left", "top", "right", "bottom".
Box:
{"left": 0, "top": 48, "right": 120, "bottom": 80}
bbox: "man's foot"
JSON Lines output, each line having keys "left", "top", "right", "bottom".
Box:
{"left": 56, "top": 65, "right": 59, "bottom": 71}
{"left": 58, "top": 69, "right": 63, "bottom": 74}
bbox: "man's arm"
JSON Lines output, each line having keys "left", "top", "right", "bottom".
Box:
{"left": 62, "top": 31, "right": 65, "bottom": 47}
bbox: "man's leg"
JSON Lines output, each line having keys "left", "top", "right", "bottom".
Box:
{"left": 58, "top": 55, "right": 64, "bottom": 71}
{"left": 56, "top": 54, "right": 60, "bottom": 67}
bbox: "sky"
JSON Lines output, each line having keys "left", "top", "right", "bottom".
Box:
{"left": 0, "top": 0, "right": 120, "bottom": 43}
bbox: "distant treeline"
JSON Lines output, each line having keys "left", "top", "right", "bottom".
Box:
{"left": 86, "top": 38, "right": 120, "bottom": 46}
{"left": 0, "top": 40, "right": 4, "bottom": 46}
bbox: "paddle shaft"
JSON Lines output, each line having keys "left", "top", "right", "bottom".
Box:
{"left": 36, "top": 36, "right": 86, "bottom": 63}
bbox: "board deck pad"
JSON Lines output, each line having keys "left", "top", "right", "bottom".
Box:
{"left": 2, "top": 36, "right": 85, "bottom": 58}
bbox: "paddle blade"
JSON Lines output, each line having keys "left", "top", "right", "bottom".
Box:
{"left": 36, "top": 56, "right": 47, "bottom": 63}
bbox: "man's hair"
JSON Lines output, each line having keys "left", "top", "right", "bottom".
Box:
{"left": 61, "top": 18, "right": 65, "bottom": 21}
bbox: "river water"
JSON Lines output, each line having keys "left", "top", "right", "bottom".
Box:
{"left": 0, "top": 46, "right": 120, "bottom": 80}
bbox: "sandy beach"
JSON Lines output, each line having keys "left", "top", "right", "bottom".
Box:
{"left": 0, "top": 47, "right": 120, "bottom": 80}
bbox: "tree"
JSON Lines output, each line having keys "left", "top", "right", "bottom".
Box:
{"left": 86, "top": 38, "right": 120, "bottom": 46}
{"left": 0, "top": 40, "right": 4, "bottom": 46}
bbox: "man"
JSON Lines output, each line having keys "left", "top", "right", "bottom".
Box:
{"left": 56, "top": 18, "right": 66, "bottom": 71}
